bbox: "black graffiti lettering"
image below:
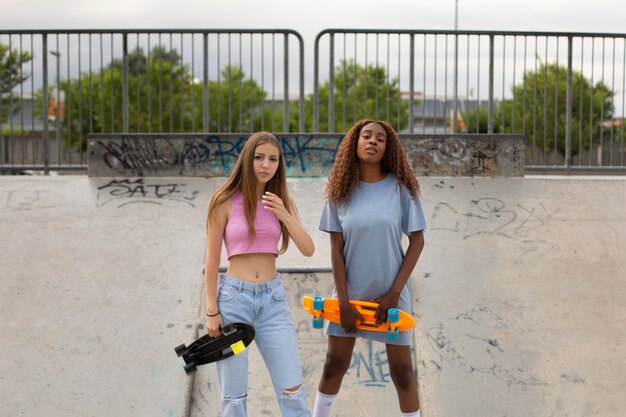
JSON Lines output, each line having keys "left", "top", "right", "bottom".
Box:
{"left": 96, "top": 135, "right": 519, "bottom": 176}
{"left": 428, "top": 197, "right": 554, "bottom": 254}
{"left": 430, "top": 202, "right": 460, "bottom": 232}
{"left": 99, "top": 138, "right": 179, "bottom": 176}
{"left": 97, "top": 179, "right": 199, "bottom": 208}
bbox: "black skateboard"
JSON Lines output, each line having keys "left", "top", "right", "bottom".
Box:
{"left": 174, "top": 322, "right": 255, "bottom": 375}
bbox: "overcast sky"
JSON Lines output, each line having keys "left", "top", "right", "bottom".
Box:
{"left": 2, "top": 0, "right": 625, "bottom": 37}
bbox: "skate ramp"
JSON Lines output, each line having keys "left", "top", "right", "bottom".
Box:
{"left": 1, "top": 176, "right": 625, "bottom": 417}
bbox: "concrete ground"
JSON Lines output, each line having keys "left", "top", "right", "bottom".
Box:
{"left": 1, "top": 175, "right": 625, "bottom": 417}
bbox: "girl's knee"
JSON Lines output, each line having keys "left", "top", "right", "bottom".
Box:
{"left": 222, "top": 393, "right": 247, "bottom": 408}
{"left": 280, "top": 384, "right": 304, "bottom": 399}
{"left": 322, "top": 353, "right": 351, "bottom": 380}
{"left": 283, "top": 384, "right": 302, "bottom": 394}
{"left": 389, "top": 363, "right": 415, "bottom": 389}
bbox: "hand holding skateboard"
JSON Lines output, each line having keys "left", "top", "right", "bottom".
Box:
{"left": 174, "top": 322, "right": 255, "bottom": 374}
{"left": 338, "top": 303, "right": 364, "bottom": 333}
{"left": 302, "top": 296, "right": 414, "bottom": 340}
{"left": 371, "top": 292, "right": 400, "bottom": 325}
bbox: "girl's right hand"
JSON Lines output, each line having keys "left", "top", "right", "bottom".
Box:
{"left": 205, "top": 313, "right": 224, "bottom": 337}
{"left": 339, "top": 304, "right": 364, "bottom": 333}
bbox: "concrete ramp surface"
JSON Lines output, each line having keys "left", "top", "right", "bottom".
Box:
{"left": 414, "top": 177, "right": 626, "bottom": 417}
{"left": 1, "top": 176, "right": 625, "bottom": 417}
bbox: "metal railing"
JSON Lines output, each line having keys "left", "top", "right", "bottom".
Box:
{"left": 2, "top": 28, "right": 626, "bottom": 173}
{"left": 0, "top": 29, "right": 304, "bottom": 173}
{"left": 314, "top": 29, "right": 626, "bottom": 172}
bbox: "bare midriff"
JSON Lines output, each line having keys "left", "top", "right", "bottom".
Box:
{"left": 226, "top": 253, "right": 278, "bottom": 282}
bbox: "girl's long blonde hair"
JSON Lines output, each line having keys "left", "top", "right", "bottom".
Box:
{"left": 325, "top": 119, "right": 420, "bottom": 204}
{"left": 207, "top": 132, "right": 294, "bottom": 254}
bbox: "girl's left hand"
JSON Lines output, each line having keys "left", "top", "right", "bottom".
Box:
{"left": 262, "top": 192, "right": 290, "bottom": 222}
{"left": 372, "top": 293, "right": 400, "bottom": 326}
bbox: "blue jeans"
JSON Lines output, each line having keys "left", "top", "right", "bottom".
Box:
{"left": 216, "top": 273, "right": 310, "bottom": 417}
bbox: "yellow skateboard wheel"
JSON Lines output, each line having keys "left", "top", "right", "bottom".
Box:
{"left": 231, "top": 340, "right": 246, "bottom": 355}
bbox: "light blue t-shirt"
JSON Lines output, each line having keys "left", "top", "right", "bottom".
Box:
{"left": 319, "top": 173, "right": 427, "bottom": 345}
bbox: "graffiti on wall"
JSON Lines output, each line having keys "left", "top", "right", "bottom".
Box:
{"left": 181, "top": 135, "right": 342, "bottom": 175}
{"left": 349, "top": 340, "right": 417, "bottom": 387}
{"left": 91, "top": 134, "right": 343, "bottom": 177}
{"left": 0, "top": 189, "right": 59, "bottom": 212}
{"left": 427, "top": 181, "right": 558, "bottom": 254}
{"left": 420, "top": 298, "right": 547, "bottom": 390}
{"left": 96, "top": 179, "right": 200, "bottom": 208}
{"left": 89, "top": 134, "right": 524, "bottom": 177}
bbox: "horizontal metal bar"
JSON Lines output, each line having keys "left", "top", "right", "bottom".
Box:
{"left": 0, "top": 29, "right": 303, "bottom": 36}
{"left": 316, "top": 28, "right": 626, "bottom": 38}
{"left": 0, "top": 165, "right": 86, "bottom": 171}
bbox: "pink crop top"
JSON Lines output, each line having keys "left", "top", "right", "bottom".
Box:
{"left": 223, "top": 191, "right": 281, "bottom": 258}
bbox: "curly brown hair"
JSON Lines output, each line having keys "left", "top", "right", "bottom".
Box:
{"left": 325, "top": 119, "right": 420, "bottom": 204}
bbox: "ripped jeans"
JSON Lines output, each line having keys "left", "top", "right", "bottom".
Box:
{"left": 216, "top": 274, "right": 310, "bottom": 417}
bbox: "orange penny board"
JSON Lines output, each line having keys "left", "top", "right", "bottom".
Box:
{"left": 302, "top": 296, "right": 415, "bottom": 333}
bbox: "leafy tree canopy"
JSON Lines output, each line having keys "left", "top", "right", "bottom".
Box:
{"left": 1, "top": 44, "right": 32, "bottom": 123}
{"left": 307, "top": 59, "right": 409, "bottom": 133}
{"left": 464, "top": 62, "right": 615, "bottom": 155}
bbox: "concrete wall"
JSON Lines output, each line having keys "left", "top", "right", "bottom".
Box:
{"left": 87, "top": 133, "right": 525, "bottom": 177}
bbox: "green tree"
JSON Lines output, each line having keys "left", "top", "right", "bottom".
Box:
{"left": 464, "top": 62, "right": 614, "bottom": 156}
{"left": 464, "top": 106, "right": 493, "bottom": 134}
{"left": 464, "top": 103, "right": 510, "bottom": 134}
{"left": 513, "top": 62, "right": 613, "bottom": 155}
{"left": 0, "top": 44, "right": 32, "bottom": 124}
{"left": 45, "top": 45, "right": 195, "bottom": 149}
{"left": 195, "top": 64, "right": 268, "bottom": 133}
{"left": 307, "top": 60, "right": 409, "bottom": 133}
{"left": 38, "top": 47, "right": 268, "bottom": 150}
{"left": 110, "top": 46, "right": 181, "bottom": 75}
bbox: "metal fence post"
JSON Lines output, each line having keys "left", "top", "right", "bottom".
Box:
{"left": 283, "top": 34, "right": 289, "bottom": 133}
{"left": 203, "top": 33, "right": 209, "bottom": 133}
{"left": 566, "top": 36, "right": 573, "bottom": 171}
{"left": 488, "top": 34, "right": 495, "bottom": 134}
{"left": 42, "top": 34, "right": 49, "bottom": 175}
{"left": 409, "top": 34, "right": 415, "bottom": 134}
{"left": 454, "top": 31, "right": 459, "bottom": 133}
{"left": 122, "top": 33, "right": 129, "bottom": 133}
{"left": 298, "top": 34, "right": 305, "bottom": 133}
{"left": 313, "top": 32, "right": 320, "bottom": 133}
{"left": 328, "top": 32, "right": 335, "bottom": 133}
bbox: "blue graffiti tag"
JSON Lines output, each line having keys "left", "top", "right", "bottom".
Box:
{"left": 349, "top": 340, "right": 416, "bottom": 387}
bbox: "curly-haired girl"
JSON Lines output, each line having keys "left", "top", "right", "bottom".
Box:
{"left": 313, "top": 120, "right": 426, "bottom": 417}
